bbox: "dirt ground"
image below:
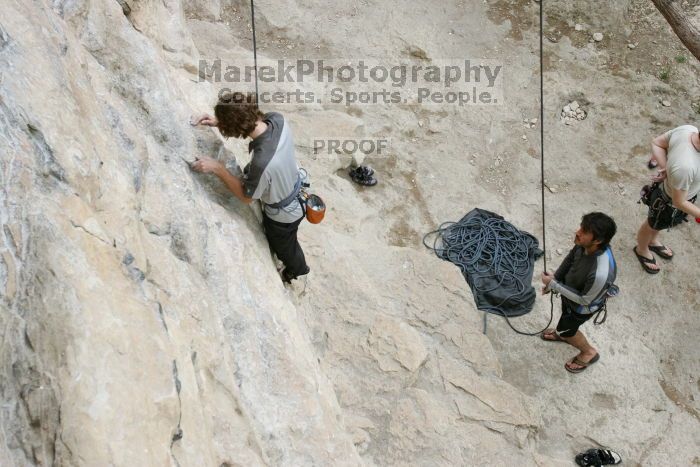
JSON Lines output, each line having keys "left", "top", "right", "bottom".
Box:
{"left": 192, "top": 0, "right": 700, "bottom": 464}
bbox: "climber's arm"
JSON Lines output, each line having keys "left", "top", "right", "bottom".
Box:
{"left": 191, "top": 157, "right": 253, "bottom": 204}
{"left": 215, "top": 166, "right": 254, "bottom": 204}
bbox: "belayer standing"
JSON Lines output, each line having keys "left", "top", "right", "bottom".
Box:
{"left": 634, "top": 124, "right": 700, "bottom": 274}
{"left": 191, "top": 91, "right": 310, "bottom": 283}
{"left": 540, "top": 212, "right": 618, "bottom": 373}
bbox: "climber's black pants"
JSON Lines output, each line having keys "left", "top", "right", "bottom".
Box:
{"left": 262, "top": 213, "right": 309, "bottom": 278}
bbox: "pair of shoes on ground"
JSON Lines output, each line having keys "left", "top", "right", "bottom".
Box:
{"left": 575, "top": 448, "right": 622, "bottom": 466}
{"left": 281, "top": 265, "right": 310, "bottom": 284}
{"left": 349, "top": 165, "right": 377, "bottom": 186}
{"left": 540, "top": 329, "right": 600, "bottom": 374}
{"left": 633, "top": 244, "right": 673, "bottom": 275}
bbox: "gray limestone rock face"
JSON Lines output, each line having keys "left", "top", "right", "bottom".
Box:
{"left": 4, "top": 0, "right": 698, "bottom": 466}
{"left": 0, "top": 1, "right": 359, "bottom": 465}
{"left": 0, "top": 0, "right": 542, "bottom": 463}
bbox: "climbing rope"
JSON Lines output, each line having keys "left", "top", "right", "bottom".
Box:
{"left": 250, "top": 0, "right": 259, "bottom": 103}
{"left": 539, "top": 0, "right": 547, "bottom": 272}
{"left": 423, "top": 216, "right": 553, "bottom": 336}
{"left": 423, "top": 219, "right": 535, "bottom": 282}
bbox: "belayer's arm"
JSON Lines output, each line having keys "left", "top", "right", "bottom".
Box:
{"left": 650, "top": 132, "right": 670, "bottom": 170}
{"left": 549, "top": 255, "right": 609, "bottom": 306}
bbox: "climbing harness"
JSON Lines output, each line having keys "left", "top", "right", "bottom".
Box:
{"left": 265, "top": 175, "right": 302, "bottom": 210}
{"left": 643, "top": 183, "right": 694, "bottom": 228}
{"left": 262, "top": 168, "right": 325, "bottom": 224}
{"left": 590, "top": 283, "right": 619, "bottom": 325}
{"left": 641, "top": 181, "right": 697, "bottom": 231}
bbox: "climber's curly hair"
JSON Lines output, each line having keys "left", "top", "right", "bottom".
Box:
{"left": 214, "top": 91, "right": 264, "bottom": 138}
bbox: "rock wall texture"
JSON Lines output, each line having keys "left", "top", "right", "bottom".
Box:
{"left": 0, "top": 0, "right": 363, "bottom": 464}
{"left": 1, "top": 0, "right": 699, "bottom": 466}
{"left": 0, "top": 0, "right": 546, "bottom": 464}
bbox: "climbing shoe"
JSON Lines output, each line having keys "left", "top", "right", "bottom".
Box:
{"left": 350, "top": 165, "right": 374, "bottom": 177}
{"left": 349, "top": 166, "right": 377, "bottom": 186}
{"left": 281, "top": 265, "right": 310, "bottom": 283}
{"left": 575, "top": 448, "right": 622, "bottom": 466}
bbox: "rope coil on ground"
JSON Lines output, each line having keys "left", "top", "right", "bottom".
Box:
{"left": 423, "top": 215, "right": 554, "bottom": 336}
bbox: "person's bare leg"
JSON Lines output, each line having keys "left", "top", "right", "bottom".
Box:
{"left": 562, "top": 331, "right": 597, "bottom": 369}
{"left": 636, "top": 220, "right": 661, "bottom": 271}
{"left": 648, "top": 223, "right": 674, "bottom": 257}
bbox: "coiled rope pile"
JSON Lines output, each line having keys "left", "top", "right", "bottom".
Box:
{"left": 423, "top": 212, "right": 553, "bottom": 336}
{"left": 425, "top": 218, "right": 534, "bottom": 284}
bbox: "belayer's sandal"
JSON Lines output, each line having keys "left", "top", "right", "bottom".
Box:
{"left": 575, "top": 448, "right": 622, "bottom": 466}
{"left": 540, "top": 329, "right": 566, "bottom": 342}
{"left": 633, "top": 246, "right": 660, "bottom": 274}
{"left": 565, "top": 353, "right": 600, "bottom": 374}
{"left": 649, "top": 244, "right": 673, "bottom": 260}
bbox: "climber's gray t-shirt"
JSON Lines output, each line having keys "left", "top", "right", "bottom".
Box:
{"left": 242, "top": 112, "right": 304, "bottom": 223}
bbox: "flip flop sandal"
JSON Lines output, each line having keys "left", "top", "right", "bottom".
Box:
{"left": 633, "top": 246, "right": 660, "bottom": 274}
{"left": 350, "top": 170, "right": 378, "bottom": 186}
{"left": 649, "top": 244, "right": 673, "bottom": 260}
{"left": 540, "top": 329, "right": 565, "bottom": 342}
{"left": 565, "top": 353, "right": 600, "bottom": 374}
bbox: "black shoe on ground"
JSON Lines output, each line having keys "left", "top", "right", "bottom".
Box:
{"left": 575, "top": 448, "right": 622, "bottom": 466}
{"left": 350, "top": 165, "right": 374, "bottom": 177}
{"left": 349, "top": 167, "right": 378, "bottom": 186}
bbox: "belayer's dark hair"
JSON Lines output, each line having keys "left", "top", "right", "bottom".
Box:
{"left": 214, "top": 91, "right": 264, "bottom": 138}
{"left": 580, "top": 212, "right": 617, "bottom": 248}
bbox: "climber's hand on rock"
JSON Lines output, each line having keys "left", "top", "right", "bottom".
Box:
{"left": 191, "top": 156, "right": 222, "bottom": 175}
{"left": 191, "top": 113, "right": 218, "bottom": 127}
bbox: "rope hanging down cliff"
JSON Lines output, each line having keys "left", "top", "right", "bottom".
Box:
{"left": 423, "top": 0, "right": 554, "bottom": 336}
{"left": 250, "top": 0, "right": 259, "bottom": 103}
